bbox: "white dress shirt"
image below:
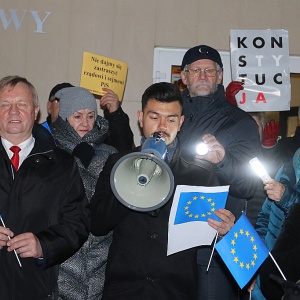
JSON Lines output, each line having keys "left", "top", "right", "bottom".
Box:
{"left": 1, "top": 136, "right": 35, "bottom": 169}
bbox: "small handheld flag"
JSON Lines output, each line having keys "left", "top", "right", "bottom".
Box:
{"left": 174, "top": 190, "right": 228, "bottom": 224}
{"left": 0, "top": 214, "right": 22, "bottom": 267}
{"left": 215, "top": 213, "right": 268, "bottom": 289}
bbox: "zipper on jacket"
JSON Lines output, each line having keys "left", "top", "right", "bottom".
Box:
{"left": 188, "top": 98, "right": 194, "bottom": 123}
{"left": 10, "top": 164, "right": 15, "bottom": 180}
{"left": 16, "top": 149, "right": 53, "bottom": 172}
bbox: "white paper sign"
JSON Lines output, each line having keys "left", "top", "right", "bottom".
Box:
{"left": 167, "top": 185, "right": 229, "bottom": 256}
{"left": 230, "top": 29, "right": 290, "bottom": 112}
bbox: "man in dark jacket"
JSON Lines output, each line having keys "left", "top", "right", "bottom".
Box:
{"left": 180, "top": 45, "right": 262, "bottom": 299}
{"left": 0, "top": 75, "right": 89, "bottom": 300}
{"left": 90, "top": 82, "right": 235, "bottom": 300}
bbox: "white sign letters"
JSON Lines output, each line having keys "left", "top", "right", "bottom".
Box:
{"left": 0, "top": 9, "right": 51, "bottom": 33}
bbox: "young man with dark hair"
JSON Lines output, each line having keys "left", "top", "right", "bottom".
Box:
{"left": 90, "top": 82, "right": 235, "bottom": 300}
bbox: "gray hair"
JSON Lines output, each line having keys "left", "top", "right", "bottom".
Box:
{"left": 0, "top": 75, "right": 39, "bottom": 107}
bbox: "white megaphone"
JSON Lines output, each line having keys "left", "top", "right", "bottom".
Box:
{"left": 110, "top": 132, "right": 175, "bottom": 211}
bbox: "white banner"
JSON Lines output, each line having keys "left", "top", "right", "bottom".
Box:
{"left": 230, "top": 29, "right": 290, "bottom": 111}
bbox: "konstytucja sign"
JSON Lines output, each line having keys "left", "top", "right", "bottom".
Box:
{"left": 230, "top": 29, "right": 290, "bottom": 112}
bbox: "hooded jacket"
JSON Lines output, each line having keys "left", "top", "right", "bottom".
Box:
{"left": 252, "top": 159, "right": 300, "bottom": 300}
{"left": 256, "top": 161, "right": 300, "bottom": 251}
{"left": 0, "top": 123, "right": 89, "bottom": 300}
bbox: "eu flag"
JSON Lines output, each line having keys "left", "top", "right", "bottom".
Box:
{"left": 174, "top": 191, "right": 228, "bottom": 225}
{"left": 215, "top": 213, "right": 269, "bottom": 289}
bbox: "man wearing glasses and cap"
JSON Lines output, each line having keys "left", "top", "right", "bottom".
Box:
{"left": 180, "top": 45, "right": 262, "bottom": 299}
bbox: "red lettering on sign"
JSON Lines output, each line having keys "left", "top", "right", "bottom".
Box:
{"left": 239, "top": 93, "right": 246, "bottom": 104}
{"left": 256, "top": 93, "right": 267, "bottom": 103}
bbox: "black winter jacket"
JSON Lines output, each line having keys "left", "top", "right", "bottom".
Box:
{"left": 103, "top": 106, "right": 134, "bottom": 151}
{"left": 260, "top": 203, "right": 300, "bottom": 300}
{"left": 90, "top": 145, "right": 219, "bottom": 300}
{"left": 0, "top": 124, "right": 89, "bottom": 300}
{"left": 179, "top": 85, "right": 262, "bottom": 200}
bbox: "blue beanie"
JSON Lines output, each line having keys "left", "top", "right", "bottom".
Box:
{"left": 55, "top": 87, "right": 97, "bottom": 121}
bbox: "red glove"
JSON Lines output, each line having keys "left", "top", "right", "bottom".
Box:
{"left": 263, "top": 120, "right": 280, "bottom": 148}
{"left": 225, "top": 81, "right": 244, "bottom": 106}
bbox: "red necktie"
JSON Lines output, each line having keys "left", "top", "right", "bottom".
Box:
{"left": 10, "top": 146, "right": 21, "bottom": 171}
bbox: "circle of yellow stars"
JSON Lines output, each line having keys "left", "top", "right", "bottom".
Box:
{"left": 184, "top": 194, "right": 216, "bottom": 219}
{"left": 230, "top": 229, "right": 260, "bottom": 270}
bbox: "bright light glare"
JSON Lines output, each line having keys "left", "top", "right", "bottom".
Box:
{"left": 249, "top": 157, "right": 271, "bottom": 181}
{"left": 196, "top": 143, "right": 209, "bottom": 155}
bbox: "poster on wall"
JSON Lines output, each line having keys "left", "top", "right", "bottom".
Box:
{"left": 230, "top": 29, "right": 290, "bottom": 112}
{"left": 171, "top": 65, "right": 186, "bottom": 92}
{"left": 80, "top": 51, "right": 128, "bottom": 100}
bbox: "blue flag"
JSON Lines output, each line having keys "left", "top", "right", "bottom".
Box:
{"left": 174, "top": 191, "right": 228, "bottom": 225}
{"left": 215, "top": 213, "right": 269, "bottom": 289}
{"left": 168, "top": 185, "right": 229, "bottom": 255}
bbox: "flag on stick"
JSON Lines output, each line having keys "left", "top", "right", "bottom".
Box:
{"left": 0, "top": 214, "right": 22, "bottom": 267}
{"left": 215, "top": 213, "right": 268, "bottom": 289}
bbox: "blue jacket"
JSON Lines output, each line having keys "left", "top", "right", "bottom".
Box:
{"left": 256, "top": 161, "right": 300, "bottom": 251}
{"left": 252, "top": 160, "right": 300, "bottom": 300}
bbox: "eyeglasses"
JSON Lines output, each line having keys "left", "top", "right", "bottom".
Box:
{"left": 184, "top": 68, "right": 218, "bottom": 77}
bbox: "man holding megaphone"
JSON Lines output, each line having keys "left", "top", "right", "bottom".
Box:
{"left": 90, "top": 82, "right": 235, "bottom": 300}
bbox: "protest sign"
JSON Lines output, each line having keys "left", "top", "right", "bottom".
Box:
{"left": 230, "top": 29, "right": 290, "bottom": 111}
{"left": 80, "top": 51, "right": 128, "bottom": 100}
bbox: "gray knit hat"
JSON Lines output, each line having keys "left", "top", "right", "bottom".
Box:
{"left": 55, "top": 87, "right": 98, "bottom": 121}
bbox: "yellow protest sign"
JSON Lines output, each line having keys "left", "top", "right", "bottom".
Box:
{"left": 80, "top": 51, "right": 128, "bottom": 101}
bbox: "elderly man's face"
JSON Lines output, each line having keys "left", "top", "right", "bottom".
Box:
{"left": 181, "top": 59, "right": 223, "bottom": 97}
{"left": 0, "top": 82, "right": 39, "bottom": 144}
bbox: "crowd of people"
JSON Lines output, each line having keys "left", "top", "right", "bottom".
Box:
{"left": 0, "top": 44, "right": 299, "bottom": 300}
